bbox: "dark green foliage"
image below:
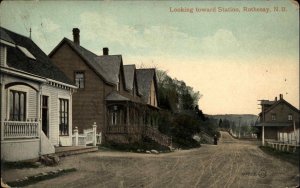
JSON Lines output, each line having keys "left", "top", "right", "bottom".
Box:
{"left": 103, "top": 138, "right": 170, "bottom": 152}
{"left": 156, "top": 70, "right": 201, "bottom": 112}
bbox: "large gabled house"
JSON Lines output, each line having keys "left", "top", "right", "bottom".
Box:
{"left": 0, "top": 27, "right": 77, "bottom": 161}
{"left": 49, "top": 28, "right": 168, "bottom": 145}
{"left": 255, "top": 94, "right": 300, "bottom": 144}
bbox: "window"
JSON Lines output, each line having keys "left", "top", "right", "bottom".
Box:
{"left": 9, "top": 90, "right": 26, "bottom": 121}
{"left": 59, "top": 99, "right": 69, "bottom": 135}
{"left": 288, "top": 114, "right": 293, "bottom": 121}
{"left": 112, "top": 112, "right": 117, "bottom": 125}
{"left": 75, "top": 72, "right": 85, "bottom": 88}
{"left": 271, "top": 114, "right": 276, "bottom": 121}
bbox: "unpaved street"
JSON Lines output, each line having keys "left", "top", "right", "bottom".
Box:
{"left": 5, "top": 132, "right": 299, "bottom": 188}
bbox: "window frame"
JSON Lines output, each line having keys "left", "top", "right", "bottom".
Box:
{"left": 271, "top": 113, "right": 276, "bottom": 121}
{"left": 288, "top": 114, "right": 293, "bottom": 121}
{"left": 9, "top": 90, "right": 27, "bottom": 121}
{"left": 59, "top": 98, "right": 69, "bottom": 136}
{"left": 74, "top": 71, "right": 85, "bottom": 89}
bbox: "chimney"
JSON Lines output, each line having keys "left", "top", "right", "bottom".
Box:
{"left": 275, "top": 97, "right": 277, "bottom": 101}
{"left": 279, "top": 94, "right": 283, "bottom": 100}
{"left": 72, "top": 28, "right": 80, "bottom": 45}
{"left": 103, "top": 47, "right": 109, "bottom": 55}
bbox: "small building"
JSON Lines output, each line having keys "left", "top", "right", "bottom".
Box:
{"left": 256, "top": 94, "right": 299, "bottom": 144}
{"left": 0, "top": 27, "right": 77, "bottom": 161}
{"left": 49, "top": 28, "right": 168, "bottom": 145}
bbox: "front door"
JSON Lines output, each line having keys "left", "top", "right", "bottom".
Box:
{"left": 42, "top": 95, "right": 49, "bottom": 137}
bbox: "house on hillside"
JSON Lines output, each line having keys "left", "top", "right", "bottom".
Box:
{"left": 0, "top": 27, "right": 77, "bottom": 161}
{"left": 255, "top": 94, "right": 300, "bottom": 144}
{"left": 49, "top": 28, "right": 169, "bottom": 145}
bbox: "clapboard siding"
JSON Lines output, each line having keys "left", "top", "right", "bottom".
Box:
{"left": 42, "top": 84, "right": 72, "bottom": 146}
{"left": 51, "top": 43, "right": 104, "bottom": 133}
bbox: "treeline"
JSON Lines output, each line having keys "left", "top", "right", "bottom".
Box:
{"left": 218, "top": 119, "right": 257, "bottom": 137}
{"left": 156, "top": 69, "right": 219, "bottom": 148}
{"left": 156, "top": 70, "right": 201, "bottom": 112}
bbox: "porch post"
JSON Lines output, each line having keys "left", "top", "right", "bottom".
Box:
{"left": 127, "top": 102, "right": 130, "bottom": 126}
{"left": 93, "top": 122, "right": 97, "bottom": 146}
{"left": 74, "top": 126, "right": 79, "bottom": 146}
{"left": 37, "top": 85, "right": 42, "bottom": 155}
{"left": 1, "top": 80, "right": 5, "bottom": 141}
{"left": 262, "top": 125, "right": 265, "bottom": 146}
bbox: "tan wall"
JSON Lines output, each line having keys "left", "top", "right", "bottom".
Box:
{"left": 51, "top": 43, "right": 106, "bottom": 133}
{"left": 147, "top": 80, "right": 157, "bottom": 107}
{"left": 265, "top": 102, "right": 299, "bottom": 123}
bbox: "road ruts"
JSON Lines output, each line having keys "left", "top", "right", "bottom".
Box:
{"left": 22, "top": 131, "right": 299, "bottom": 188}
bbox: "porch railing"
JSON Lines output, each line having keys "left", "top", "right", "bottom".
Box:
{"left": 143, "top": 125, "right": 172, "bottom": 147}
{"left": 72, "top": 122, "right": 100, "bottom": 146}
{"left": 3, "top": 121, "right": 39, "bottom": 139}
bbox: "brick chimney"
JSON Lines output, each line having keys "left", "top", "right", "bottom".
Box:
{"left": 275, "top": 97, "right": 277, "bottom": 101}
{"left": 279, "top": 94, "right": 283, "bottom": 100}
{"left": 103, "top": 47, "right": 109, "bottom": 55}
{"left": 72, "top": 28, "right": 80, "bottom": 45}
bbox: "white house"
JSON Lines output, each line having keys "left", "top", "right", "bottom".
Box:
{"left": 0, "top": 27, "right": 77, "bottom": 161}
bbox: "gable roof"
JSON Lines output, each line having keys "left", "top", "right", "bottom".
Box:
{"left": 264, "top": 99, "right": 300, "bottom": 114}
{"left": 1, "top": 27, "right": 74, "bottom": 85}
{"left": 49, "top": 37, "right": 123, "bottom": 85}
{"left": 136, "top": 68, "right": 158, "bottom": 102}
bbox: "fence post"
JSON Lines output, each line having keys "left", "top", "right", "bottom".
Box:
{"left": 74, "top": 126, "right": 79, "bottom": 146}
{"left": 93, "top": 122, "right": 97, "bottom": 146}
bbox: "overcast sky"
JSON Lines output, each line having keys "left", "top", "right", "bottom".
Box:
{"left": 1, "top": 1, "right": 299, "bottom": 115}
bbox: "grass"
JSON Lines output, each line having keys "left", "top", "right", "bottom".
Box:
{"left": 1, "top": 161, "right": 40, "bottom": 170}
{"left": 6, "top": 168, "right": 77, "bottom": 187}
{"left": 259, "top": 145, "right": 300, "bottom": 166}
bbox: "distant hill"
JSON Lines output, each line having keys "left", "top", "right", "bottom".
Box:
{"left": 208, "top": 114, "right": 258, "bottom": 126}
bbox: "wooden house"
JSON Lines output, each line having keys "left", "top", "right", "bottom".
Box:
{"left": 256, "top": 94, "right": 299, "bottom": 144}
{"left": 49, "top": 28, "right": 169, "bottom": 145}
{"left": 0, "top": 27, "right": 77, "bottom": 161}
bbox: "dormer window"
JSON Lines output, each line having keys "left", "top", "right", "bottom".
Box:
{"left": 17, "top": 45, "right": 36, "bottom": 60}
{"left": 75, "top": 71, "right": 85, "bottom": 88}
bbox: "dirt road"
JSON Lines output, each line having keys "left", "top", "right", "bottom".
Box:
{"left": 5, "top": 131, "right": 300, "bottom": 188}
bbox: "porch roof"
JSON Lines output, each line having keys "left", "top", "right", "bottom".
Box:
{"left": 105, "top": 91, "right": 130, "bottom": 101}
{"left": 255, "top": 122, "right": 292, "bottom": 127}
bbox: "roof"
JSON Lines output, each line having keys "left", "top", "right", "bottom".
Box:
{"left": 105, "top": 91, "right": 130, "bottom": 101}
{"left": 0, "top": 27, "right": 74, "bottom": 85}
{"left": 136, "top": 68, "right": 158, "bottom": 102}
{"left": 0, "top": 28, "right": 15, "bottom": 44}
{"left": 263, "top": 99, "right": 300, "bottom": 114}
{"left": 49, "top": 38, "right": 122, "bottom": 85}
{"left": 255, "top": 122, "right": 292, "bottom": 127}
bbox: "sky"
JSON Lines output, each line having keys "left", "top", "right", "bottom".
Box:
{"left": 0, "top": 0, "right": 299, "bottom": 115}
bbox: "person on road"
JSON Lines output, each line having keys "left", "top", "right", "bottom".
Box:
{"left": 214, "top": 134, "right": 218, "bottom": 145}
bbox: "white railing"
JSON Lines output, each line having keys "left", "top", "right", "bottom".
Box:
{"left": 3, "top": 121, "right": 39, "bottom": 139}
{"left": 72, "top": 122, "right": 100, "bottom": 146}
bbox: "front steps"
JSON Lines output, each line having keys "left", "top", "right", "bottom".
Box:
{"left": 55, "top": 146, "right": 98, "bottom": 157}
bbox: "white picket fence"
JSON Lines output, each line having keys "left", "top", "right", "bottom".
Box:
{"left": 72, "top": 122, "right": 102, "bottom": 146}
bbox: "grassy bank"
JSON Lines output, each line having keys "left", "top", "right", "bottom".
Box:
{"left": 259, "top": 146, "right": 299, "bottom": 166}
